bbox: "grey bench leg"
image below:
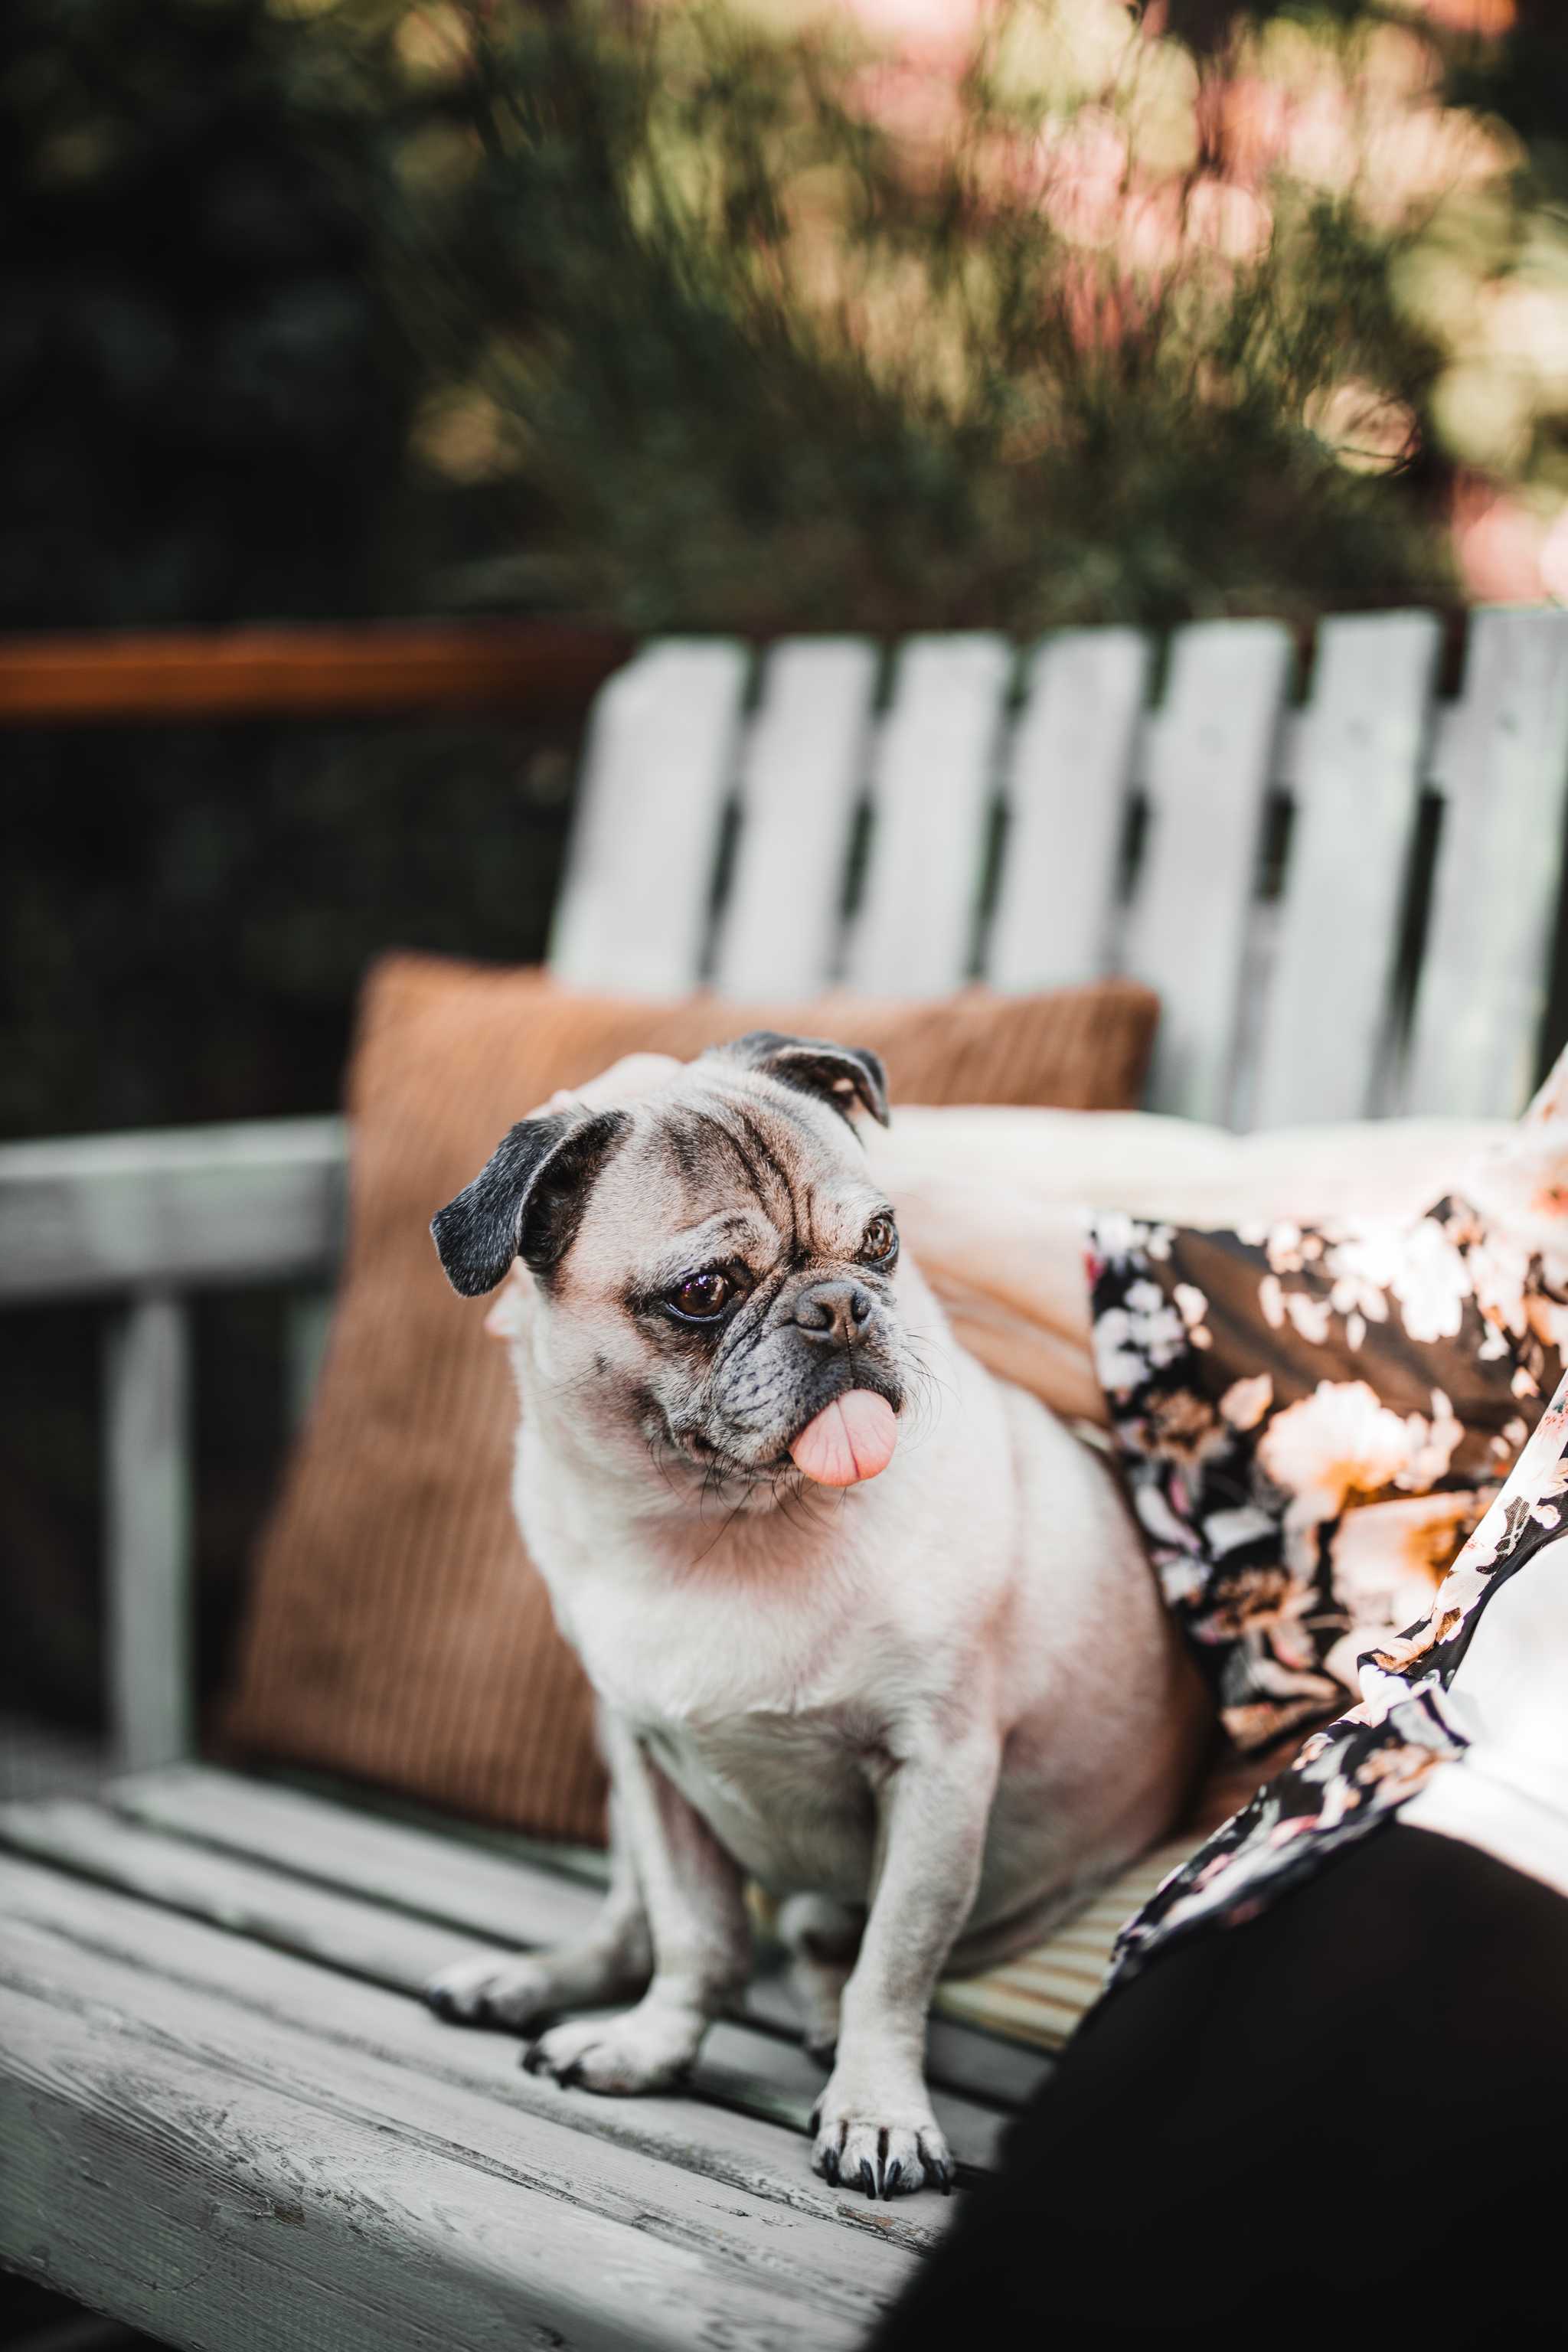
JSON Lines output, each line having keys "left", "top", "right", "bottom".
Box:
{"left": 104, "top": 1291, "right": 192, "bottom": 1769}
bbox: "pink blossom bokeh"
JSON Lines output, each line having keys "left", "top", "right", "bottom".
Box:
{"left": 648, "top": 0, "right": 1563, "bottom": 599}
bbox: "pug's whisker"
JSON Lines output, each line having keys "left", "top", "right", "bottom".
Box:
{"left": 900, "top": 1339, "right": 954, "bottom": 1412}
{"left": 774, "top": 1476, "right": 824, "bottom": 1544}
{"left": 901, "top": 1331, "right": 953, "bottom": 1390}
{"left": 893, "top": 1360, "right": 946, "bottom": 1454}
{"left": 644, "top": 1430, "right": 678, "bottom": 1494}
{"left": 777, "top": 1469, "right": 821, "bottom": 1534}
{"left": 691, "top": 1491, "right": 751, "bottom": 1567}
{"left": 700, "top": 1461, "right": 730, "bottom": 1524}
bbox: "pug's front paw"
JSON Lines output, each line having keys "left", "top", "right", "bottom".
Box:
{"left": 521, "top": 2001, "right": 702, "bottom": 2095}
{"left": 810, "top": 2069, "right": 952, "bottom": 2198}
{"left": 425, "top": 1952, "right": 557, "bottom": 2029}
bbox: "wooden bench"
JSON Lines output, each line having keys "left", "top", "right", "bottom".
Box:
{"left": 5, "top": 605, "right": 1568, "bottom": 2350}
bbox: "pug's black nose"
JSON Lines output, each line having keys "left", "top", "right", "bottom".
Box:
{"left": 792, "top": 1279, "right": 875, "bottom": 1346}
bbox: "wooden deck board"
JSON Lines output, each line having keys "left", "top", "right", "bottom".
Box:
{"left": 0, "top": 1793, "right": 1007, "bottom": 2173}
{"left": 2, "top": 1971, "right": 862, "bottom": 2352}
{"left": 0, "top": 1855, "right": 947, "bottom": 2258}
{"left": 109, "top": 1766, "right": 1049, "bottom": 2112}
{"left": 0, "top": 1903, "right": 921, "bottom": 2327}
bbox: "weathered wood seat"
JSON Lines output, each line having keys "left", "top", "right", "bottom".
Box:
{"left": 5, "top": 606, "right": 1568, "bottom": 2349}
{"left": 3, "top": 1766, "right": 1038, "bottom": 2347}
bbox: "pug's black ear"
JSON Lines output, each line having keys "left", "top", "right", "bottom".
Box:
{"left": 716, "top": 1031, "right": 890, "bottom": 1129}
{"left": 431, "top": 1109, "right": 631, "bottom": 1296}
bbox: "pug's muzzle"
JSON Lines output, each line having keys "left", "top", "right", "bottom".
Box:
{"left": 674, "top": 1269, "right": 905, "bottom": 1488}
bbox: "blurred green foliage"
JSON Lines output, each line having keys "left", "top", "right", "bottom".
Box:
{"left": 7, "top": 0, "right": 1563, "bottom": 648}
{"left": 354, "top": 0, "right": 1458, "bottom": 629}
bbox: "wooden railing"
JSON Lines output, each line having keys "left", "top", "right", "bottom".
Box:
{"left": 0, "top": 617, "right": 632, "bottom": 724}
{"left": 0, "top": 1122, "right": 348, "bottom": 1772}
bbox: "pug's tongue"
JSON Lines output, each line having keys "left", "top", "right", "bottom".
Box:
{"left": 789, "top": 1390, "right": 897, "bottom": 1487}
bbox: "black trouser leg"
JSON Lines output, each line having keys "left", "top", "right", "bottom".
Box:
{"left": 874, "top": 1827, "right": 1568, "bottom": 2347}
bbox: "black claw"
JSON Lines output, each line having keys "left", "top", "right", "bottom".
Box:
{"left": 859, "top": 2159, "right": 877, "bottom": 2199}
{"left": 808, "top": 2101, "right": 822, "bottom": 2135}
{"left": 933, "top": 2161, "right": 953, "bottom": 2195}
{"left": 521, "top": 2043, "right": 547, "bottom": 2075}
{"left": 820, "top": 2147, "right": 840, "bottom": 2186}
{"left": 557, "top": 2059, "right": 584, "bottom": 2089}
{"left": 883, "top": 2158, "right": 903, "bottom": 2199}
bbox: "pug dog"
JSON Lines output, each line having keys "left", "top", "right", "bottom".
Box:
{"left": 423, "top": 1034, "right": 1207, "bottom": 2197}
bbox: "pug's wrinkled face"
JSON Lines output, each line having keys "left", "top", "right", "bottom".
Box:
{"left": 433, "top": 1034, "right": 913, "bottom": 1504}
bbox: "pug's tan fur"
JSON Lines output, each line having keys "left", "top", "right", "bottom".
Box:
{"left": 426, "top": 1038, "right": 1206, "bottom": 2198}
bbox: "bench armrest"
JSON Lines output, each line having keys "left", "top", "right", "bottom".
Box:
{"left": 0, "top": 1117, "right": 347, "bottom": 1304}
{"left": 1, "top": 1115, "right": 350, "bottom": 1771}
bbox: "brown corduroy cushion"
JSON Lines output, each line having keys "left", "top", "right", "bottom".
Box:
{"left": 223, "top": 953, "right": 1158, "bottom": 1843}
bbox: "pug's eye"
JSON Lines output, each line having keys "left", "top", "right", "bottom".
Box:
{"left": 669, "top": 1269, "right": 733, "bottom": 1321}
{"left": 860, "top": 1214, "right": 897, "bottom": 1265}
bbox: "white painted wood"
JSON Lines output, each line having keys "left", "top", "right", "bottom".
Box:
{"left": 548, "top": 639, "right": 750, "bottom": 995}
{"left": 0, "top": 1791, "right": 592, "bottom": 1998}
{"left": 710, "top": 638, "right": 880, "bottom": 998}
{"left": 104, "top": 1293, "right": 191, "bottom": 1772}
{"left": 111, "top": 1765, "right": 1049, "bottom": 2110}
{"left": 0, "top": 1854, "right": 952, "bottom": 2256}
{"left": 1269, "top": 707, "right": 1309, "bottom": 793}
{"left": 1426, "top": 697, "right": 1466, "bottom": 795}
{"left": 1122, "top": 619, "right": 1294, "bottom": 1125}
{"left": 306, "top": 1769, "right": 615, "bottom": 1887}
{"left": 0, "top": 1909, "right": 921, "bottom": 2324}
{"left": 0, "top": 1975, "right": 864, "bottom": 2352}
{"left": 116, "top": 1766, "right": 606, "bottom": 1946}
{"left": 1251, "top": 611, "right": 1442, "bottom": 1128}
{"left": 0, "top": 1115, "right": 345, "bottom": 1302}
{"left": 844, "top": 634, "right": 1014, "bottom": 997}
{"left": 987, "top": 629, "right": 1151, "bottom": 989}
{"left": 1404, "top": 606, "right": 1568, "bottom": 1118}
{"left": 0, "top": 1796, "right": 1004, "bottom": 2172}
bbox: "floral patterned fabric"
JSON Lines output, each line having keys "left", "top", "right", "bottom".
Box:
{"left": 1106, "top": 1374, "right": 1568, "bottom": 1985}
{"left": 1087, "top": 1194, "right": 1568, "bottom": 1755}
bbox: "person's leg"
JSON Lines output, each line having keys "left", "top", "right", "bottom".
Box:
{"left": 874, "top": 1824, "right": 1568, "bottom": 2346}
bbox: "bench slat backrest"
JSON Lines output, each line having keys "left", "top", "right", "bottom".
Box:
{"left": 988, "top": 627, "right": 1151, "bottom": 991}
{"left": 1250, "top": 610, "right": 1441, "bottom": 1129}
{"left": 550, "top": 606, "right": 1568, "bottom": 1128}
{"left": 548, "top": 639, "right": 750, "bottom": 997}
{"left": 710, "top": 639, "right": 880, "bottom": 999}
{"left": 1120, "top": 619, "right": 1293, "bottom": 1125}
{"left": 841, "top": 634, "right": 1014, "bottom": 998}
{"left": 1406, "top": 607, "right": 1568, "bottom": 1119}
